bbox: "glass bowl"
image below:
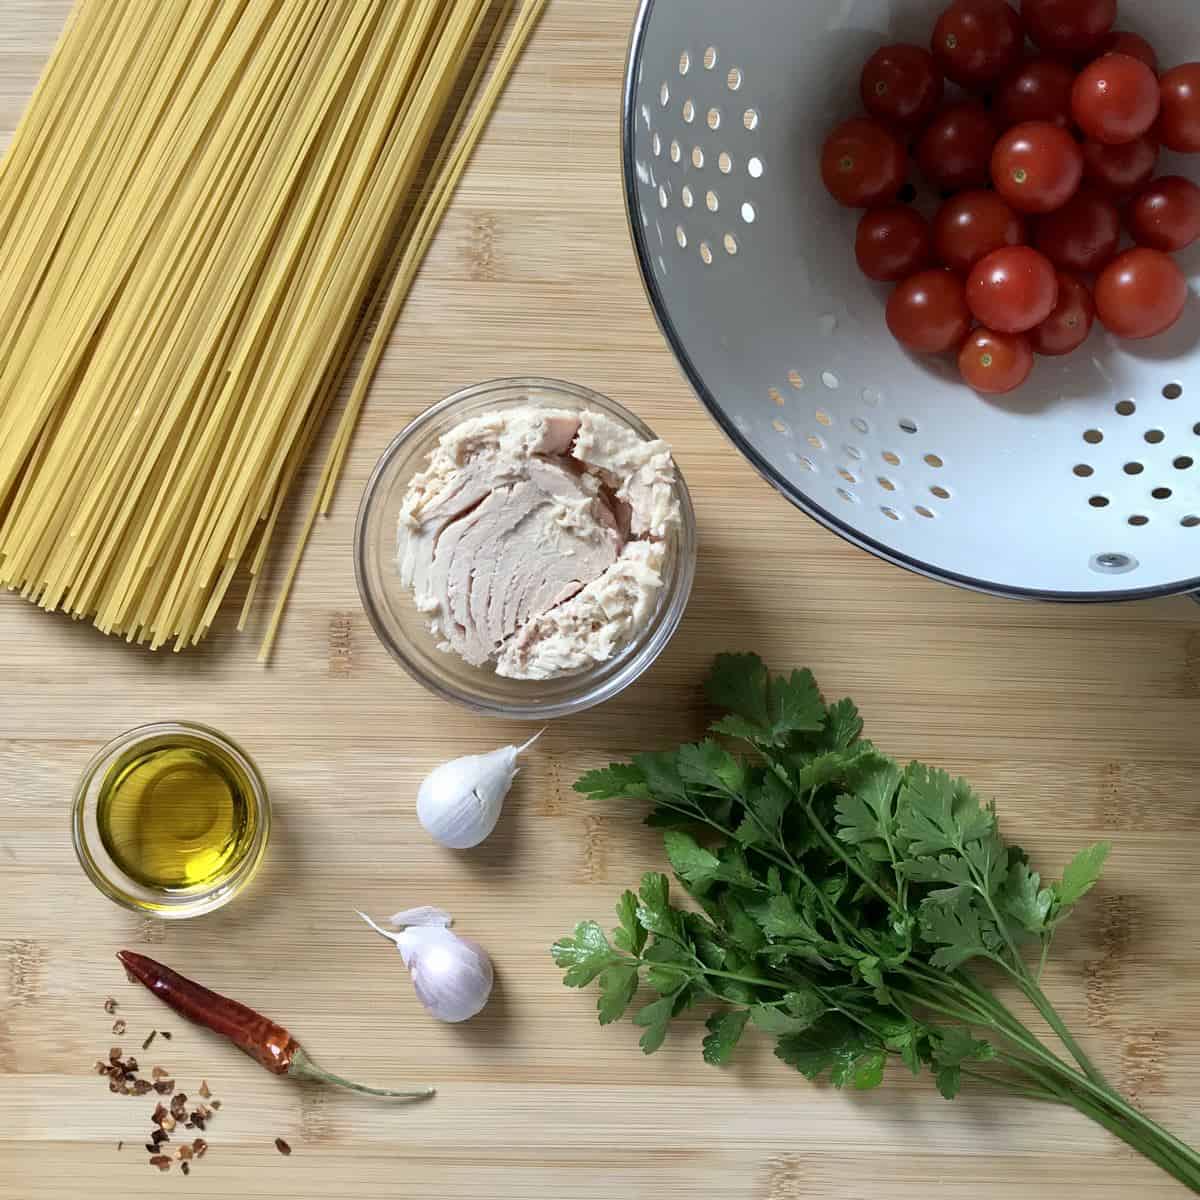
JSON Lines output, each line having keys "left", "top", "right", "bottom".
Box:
{"left": 72, "top": 722, "right": 271, "bottom": 919}
{"left": 354, "top": 377, "right": 697, "bottom": 719}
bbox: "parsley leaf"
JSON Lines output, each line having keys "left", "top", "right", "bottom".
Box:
{"left": 575, "top": 763, "right": 651, "bottom": 801}
{"left": 597, "top": 965, "right": 639, "bottom": 1025}
{"left": 919, "top": 889, "right": 1000, "bottom": 970}
{"left": 702, "top": 1009, "right": 750, "bottom": 1065}
{"left": 1001, "top": 856, "right": 1053, "bottom": 937}
{"left": 552, "top": 922, "right": 620, "bottom": 988}
{"left": 897, "top": 765, "right": 995, "bottom": 856}
{"left": 707, "top": 653, "right": 826, "bottom": 748}
{"left": 1055, "top": 842, "right": 1111, "bottom": 908}
{"left": 664, "top": 831, "right": 721, "bottom": 888}
{"left": 678, "top": 741, "right": 747, "bottom": 796}
{"left": 835, "top": 759, "right": 903, "bottom": 861}
{"left": 613, "top": 890, "right": 647, "bottom": 956}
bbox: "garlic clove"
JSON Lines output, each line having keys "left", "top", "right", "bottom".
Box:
{"left": 416, "top": 731, "right": 543, "bottom": 850}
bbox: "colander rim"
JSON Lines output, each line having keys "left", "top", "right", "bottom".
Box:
{"left": 620, "top": 0, "right": 1200, "bottom": 604}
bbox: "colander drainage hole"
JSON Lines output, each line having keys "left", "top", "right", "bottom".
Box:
{"left": 1153, "top": 487, "right": 1173, "bottom": 500}
{"left": 748, "top": 155, "right": 764, "bottom": 178}
{"left": 882, "top": 450, "right": 901, "bottom": 466}
{"left": 851, "top": 417, "right": 869, "bottom": 434}
{"left": 719, "top": 152, "right": 732, "bottom": 174}
{"left": 1083, "top": 428, "right": 1103, "bottom": 444}
{"left": 670, "top": 139, "right": 681, "bottom": 162}
{"left": 692, "top": 146, "right": 705, "bottom": 168}
{"left": 1074, "top": 464, "right": 1094, "bottom": 477}
{"left": 914, "top": 505, "right": 935, "bottom": 519}
{"left": 788, "top": 370, "right": 804, "bottom": 390}
{"left": 815, "top": 408, "right": 833, "bottom": 426}
{"left": 1175, "top": 456, "right": 1194, "bottom": 470}
{"left": 924, "top": 453, "right": 943, "bottom": 468}
{"left": 660, "top": 82, "right": 670, "bottom": 107}
{"left": 899, "top": 418, "right": 918, "bottom": 434}
{"left": 1195, "top": 423, "right": 1200, "bottom": 436}
{"left": 744, "top": 108, "right": 760, "bottom": 130}
{"left": 683, "top": 98, "right": 696, "bottom": 123}
{"left": 1145, "top": 429, "right": 1165, "bottom": 444}
{"left": 679, "top": 51, "right": 691, "bottom": 75}
{"left": 1089, "top": 496, "right": 1110, "bottom": 508}
{"left": 881, "top": 506, "right": 900, "bottom": 521}
{"left": 930, "top": 485, "right": 950, "bottom": 500}
{"left": 704, "top": 46, "right": 719, "bottom": 70}
{"left": 836, "top": 487, "right": 858, "bottom": 504}
{"left": 1164, "top": 383, "right": 1183, "bottom": 399}
{"left": 878, "top": 476, "right": 896, "bottom": 492}
{"left": 1124, "top": 462, "right": 1144, "bottom": 475}
{"left": 727, "top": 67, "right": 742, "bottom": 91}
{"left": 844, "top": 444, "right": 864, "bottom": 460}
{"left": 768, "top": 387, "right": 784, "bottom": 406}
{"left": 1091, "top": 553, "right": 1138, "bottom": 574}
{"left": 838, "top": 468, "right": 858, "bottom": 484}
{"left": 1115, "top": 400, "right": 1135, "bottom": 416}
{"left": 1183, "top": 516, "right": 1200, "bottom": 528}
{"left": 1129, "top": 515, "right": 1149, "bottom": 527}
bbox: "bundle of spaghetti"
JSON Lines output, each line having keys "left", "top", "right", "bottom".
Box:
{"left": 0, "top": 0, "right": 548, "bottom": 652}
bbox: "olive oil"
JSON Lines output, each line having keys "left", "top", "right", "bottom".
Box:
{"left": 96, "top": 735, "right": 259, "bottom": 892}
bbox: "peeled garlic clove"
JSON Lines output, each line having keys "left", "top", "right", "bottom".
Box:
{"left": 416, "top": 732, "right": 542, "bottom": 850}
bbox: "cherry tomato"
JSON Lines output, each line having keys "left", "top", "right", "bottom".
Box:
{"left": 1071, "top": 54, "right": 1160, "bottom": 145}
{"left": 933, "top": 190, "right": 1028, "bottom": 273}
{"left": 932, "top": 0, "right": 1024, "bottom": 89}
{"left": 996, "top": 58, "right": 1077, "bottom": 130}
{"left": 1029, "top": 272, "right": 1095, "bottom": 355}
{"left": 856, "top": 207, "right": 934, "bottom": 281}
{"left": 1158, "top": 63, "right": 1200, "bottom": 154}
{"left": 1081, "top": 135, "right": 1158, "bottom": 197}
{"left": 917, "top": 103, "right": 1000, "bottom": 191}
{"left": 821, "top": 118, "right": 908, "bottom": 208}
{"left": 958, "top": 328, "right": 1035, "bottom": 393}
{"left": 991, "top": 121, "right": 1084, "bottom": 212}
{"left": 886, "top": 269, "right": 973, "bottom": 352}
{"left": 1021, "top": 0, "right": 1116, "bottom": 57}
{"left": 1094, "top": 248, "right": 1187, "bottom": 339}
{"left": 1127, "top": 176, "right": 1200, "bottom": 252}
{"left": 1099, "top": 31, "right": 1159, "bottom": 74}
{"left": 967, "top": 245, "right": 1060, "bottom": 332}
{"left": 1034, "top": 189, "right": 1121, "bottom": 272}
{"left": 861, "top": 45, "right": 944, "bottom": 128}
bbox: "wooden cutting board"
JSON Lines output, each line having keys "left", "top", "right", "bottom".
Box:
{"left": 2, "top": 2, "right": 1199, "bottom": 1197}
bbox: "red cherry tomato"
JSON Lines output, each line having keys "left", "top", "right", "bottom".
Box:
{"left": 1081, "top": 135, "right": 1158, "bottom": 197}
{"left": 1127, "top": 176, "right": 1200, "bottom": 253}
{"left": 887, "top": 269, "right": 973, "bottom": 353}
{"left": 821, "top": 118, "right": 908, "bottom": 207}
{"left": 958, "top": 328, "right": 1035, "bottom": 393}
{"left": 1021, "top": 0, "right": 1116, "bottom": 57}
{"left": 1071, "top": 54, "right": 1160, "bottom": 145}
{"left": 1034, "top": 189, "right": 1121, "bottom": 272}
{"left": 1099, "top": 31, "right": 1158, "bottom": 74}
{"left": 917, "top": 103, "right": 1000, "bottom": 191}
{"left": 861, "top": 45, "right": 944, "bottom": 128}
{"left": 856, "top": 207, "right": 934, "bottom": 281}
{"left": 996, "top": 58, "right": 1077, "bottom": 130}
{"left": 932, "top": 0, "right": 1024, "bottom": 89}
{"left": 1159, "top": 63, "right": 1200, "bottom": 154}
{"left": 1029, "top": 272, "right": 1096, "bottom": 355}
{"left": 1094, "top": 248, "right": 1188, "bottom": 340}
{"left": 967, "top": 245, "right": 1060, "bottom": 332}
{"left": 991, "top": 121, "right": 1084, "bottom": 212}
{"left": 933, "top": 190, "right": 1028, "bottom": 273}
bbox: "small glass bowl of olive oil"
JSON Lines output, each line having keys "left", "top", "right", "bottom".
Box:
{"left": 72, "top": 722, "right": 270, "bottom": 919}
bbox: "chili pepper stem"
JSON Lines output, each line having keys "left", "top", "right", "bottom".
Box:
{"left": 288, "top": 1048, "right": 435, "bottom": 1100}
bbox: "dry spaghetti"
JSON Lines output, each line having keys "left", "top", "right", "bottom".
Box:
{"left": 0, "top": 0, "right": 547, "bottom": 653}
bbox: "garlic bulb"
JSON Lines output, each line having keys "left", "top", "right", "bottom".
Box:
{"left": 357, "top": 910, "right": 494, "bottom": 1024}
{"left": 416, "top": 731, "right": 542, "bottom": 849}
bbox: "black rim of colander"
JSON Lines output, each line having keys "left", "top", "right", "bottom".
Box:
{"left": 620, "top": 0, "right": 1200, "bottom": 605}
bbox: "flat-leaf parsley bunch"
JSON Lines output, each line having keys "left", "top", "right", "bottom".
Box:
{"left": 553, "top": 654, "right": 1200, "bottom": 1191}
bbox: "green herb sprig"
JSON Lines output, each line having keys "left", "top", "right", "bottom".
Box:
{"left": 553, "top": 654, "right": 1200, "bottom": 1192}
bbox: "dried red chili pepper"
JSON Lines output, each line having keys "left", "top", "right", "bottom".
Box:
{"left": 118, "top": 951, "right": 434, "bottom": 1100}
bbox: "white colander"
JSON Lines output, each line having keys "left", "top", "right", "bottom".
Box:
{"left": 623, "top": 0, "right": 1200, "bottom": 601}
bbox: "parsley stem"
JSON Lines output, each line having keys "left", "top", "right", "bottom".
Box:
{"left": 799, "top": 791, "right": 901, "bottom": 912}
{"left": 958, "top": 1066, "right": 1061, "bottom": 1104}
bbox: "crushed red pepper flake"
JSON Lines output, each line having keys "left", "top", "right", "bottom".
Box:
{"left": 142, "top": 1030, "right": 157, "bottom": 1051}
{"left": 199, "top": 1080, "right": 211, "bottom": 1099}
{"left": 159, "top": 1031, "right": 172, "bottom": 1040}
{"left": 152, "top": 1066, "right": 169, "bottom": 1081}
{"left": 108, "top": 1046, "right": 122, "bottom": 1062}
{"left": 149, "top": 1155, "right": 172, "bottom": 1172}
{"left": 193, "top": 1138, "right": 208, "bottom": 1158}
{"left": 112, "top": 1019, "right": 126, "bottom": 1035}
{"left": 274, "top": 1138, "right": 292, "bottom": 1156}
{"left": 153, "top": 1080, "right": 173, "bottom": 1094}
{"left": 181, "top": 1162, "right": 190, "bottom": 1176}
{"left": 104, "top": 998, "right": 117, "bottom": 1015}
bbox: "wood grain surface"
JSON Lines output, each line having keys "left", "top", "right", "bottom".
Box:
{"left": 2, "top": 2, "right": 1200, "bottom": 1197}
